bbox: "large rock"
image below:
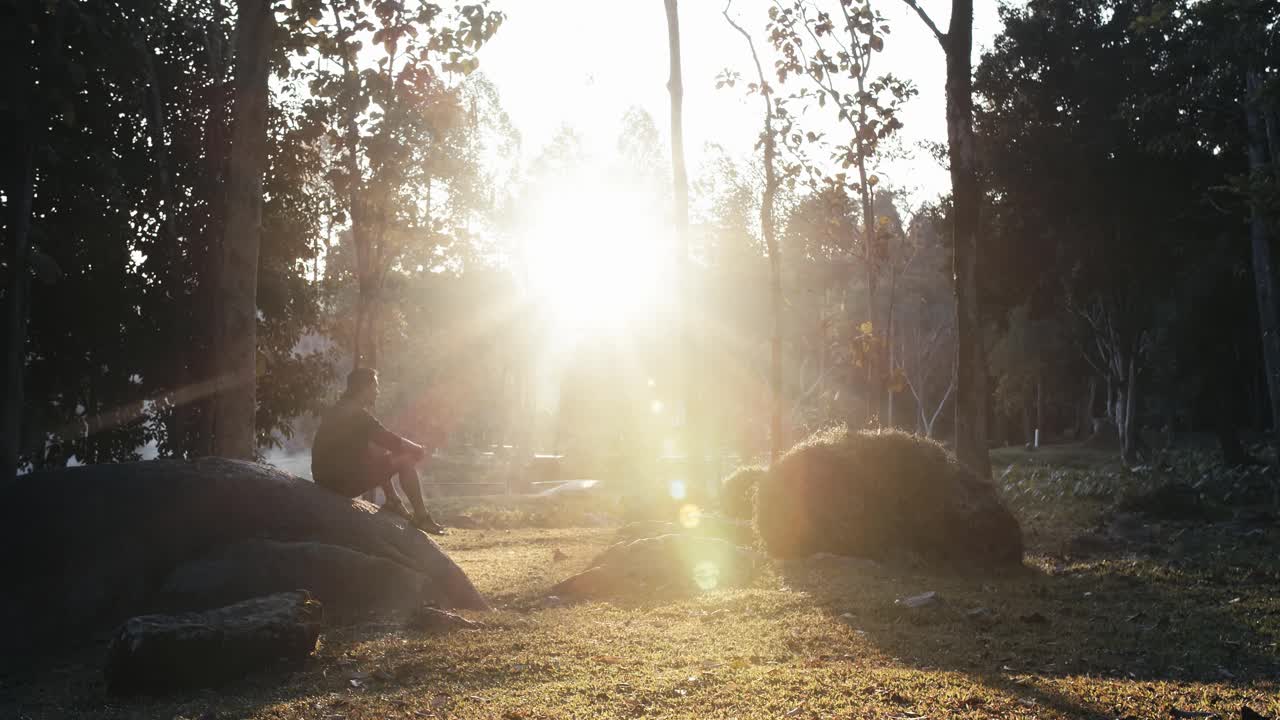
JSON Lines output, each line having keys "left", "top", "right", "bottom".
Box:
{"left": 553, "top": 534, "right": 760, "bottom": 598}
{"left": 104, "top": 590, "right": 322, "bottom": 696}
{"left": 0, "top": 458, "right": 487, "bottom": 663}
{"left": 157, "top": 539, "right": 435, "bottom": 617}
{"left": 754, "top": 427, "right": 1023, "bottom": 567}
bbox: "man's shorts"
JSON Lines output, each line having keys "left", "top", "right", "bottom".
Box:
{"left": 314, "top": 451, "right": 403, "bottom": 498}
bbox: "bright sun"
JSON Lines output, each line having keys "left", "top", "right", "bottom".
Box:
{"left": 521, "top": 181, "right": 673, "bottom": 337}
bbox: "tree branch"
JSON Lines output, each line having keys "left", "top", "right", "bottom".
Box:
{"left": 898, "top": 0, "right": 946, "bottom": 47}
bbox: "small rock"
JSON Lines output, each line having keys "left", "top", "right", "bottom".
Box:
{"left": 966, "top": 607, "right": 998, "bottom": 629}
{"left": 896, "top": 591, "right": 938, "bottom": 609}
{"left": 407, "top": 605, "right": 483, "bottom": 633}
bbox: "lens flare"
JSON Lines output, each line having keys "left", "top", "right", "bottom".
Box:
{"left": 693, "top": 560, "right": 720, "bottom": 591}
{"left": 678, "top": 503, "right": 702, "bottom": 528}
{"left": 668, "top": 479, "right": 687, "bottom": 501}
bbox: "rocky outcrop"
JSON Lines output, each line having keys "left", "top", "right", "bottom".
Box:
{"left": 104, "top": 591, "right": 322, "bottom": 696}
{"left": 553, "top": 534, "right": 760, "bottom": 598}
{"left": 0, "top": 458, "right": 487, "bottom": 664}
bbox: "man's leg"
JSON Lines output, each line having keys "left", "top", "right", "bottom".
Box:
{"left": 390, "top": 453, "right": 445, "bottom": 533}
{"left": 360, "top": 452, "right": 411, "bottom": 517}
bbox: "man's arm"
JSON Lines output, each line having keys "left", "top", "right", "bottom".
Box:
{"left": 363, "top": 411, "right": 427, "bottom": 459}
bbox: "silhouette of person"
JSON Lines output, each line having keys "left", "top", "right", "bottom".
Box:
{"left": 312, "top": 367, "right": 446, "bottom": 534}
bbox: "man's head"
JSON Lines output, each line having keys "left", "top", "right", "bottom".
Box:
{"left": 344, "top": 367, "right": 379, "bottom": 408}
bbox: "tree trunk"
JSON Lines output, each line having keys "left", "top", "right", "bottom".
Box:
{"left": 1034, "top": 372, "right": 1043, "bottom": 445}
{"left": 1079, "top": 375, "right": 1096, "bottom": 439}
{"left": 945, "top": 0, "right": 991, "bottom": 477}
{"left": 1021, "top": 399, "right": 1031, "bottom": 447}
{"left": 210, "top": 0, "right": 276, "bottom": 459}
{"left": 1, "top": 90, "right": 34, "bottom": 483}
{"left": 663, "top": 0, "right": 697, "bottom": 480}
{"left": 135, "top": 29, "right": 191, "bottom": 456}
{"left": 190, "top": 3, "right": 230, "bottom": 457}
{"left": 859, "top": 175, "right": 879, "bottom": 429}
{"left": 1211, "top": 373, "right": 1250, "bottom": 466}
{"left": 1120, "top": 351, "right": 1140, "bottom": 466}
{"left": 1246, "top": 68, "right": 1280, "bottom": 443}
{"left": 724, "top": 3, "right": 783, "bottom": 464}
{"left": 1, "top": 1, "right": 58, "bottom": 482}
{"left": 1104, "top": 374, "right": 1115, "bottom": 425}
{"left": 1264, "top": 96, "right": 1278, "bottom": 182}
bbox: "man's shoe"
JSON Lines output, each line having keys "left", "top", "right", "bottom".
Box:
{"left": 414, "top": 514, "right": 448, "bottom": 535}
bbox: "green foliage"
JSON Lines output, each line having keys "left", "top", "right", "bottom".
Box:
{"left": 5, "top": 0, "right": 333, "bottom": 466}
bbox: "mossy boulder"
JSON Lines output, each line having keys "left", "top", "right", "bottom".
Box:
{"left": 754, "top": 427, "right": 1023, "bottom": 568}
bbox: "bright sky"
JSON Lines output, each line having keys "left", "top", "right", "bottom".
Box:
{"left": 480, "top": 0, "right": 1008, "bottom": 203}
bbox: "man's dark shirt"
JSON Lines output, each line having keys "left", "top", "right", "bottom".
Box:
{"left": 311, "top": 400, "right": 403, "bottom": 492}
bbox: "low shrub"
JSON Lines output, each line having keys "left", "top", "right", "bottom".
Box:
{"left": 754, "top": 426, "right": 1023, "bottom": 567}
{"left": 721, "top": 465, "right": 767, "bottom": 521}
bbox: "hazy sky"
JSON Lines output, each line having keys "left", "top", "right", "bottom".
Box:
{"left": 480, "top": 1, "right": 1008, "bottom": 202}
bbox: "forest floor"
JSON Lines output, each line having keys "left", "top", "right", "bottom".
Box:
{"left": 5, "top": 446, "right": 1280, "bottom": 720}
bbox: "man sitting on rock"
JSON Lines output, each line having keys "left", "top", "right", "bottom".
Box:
{"left": 312, "top": 367, "right": 446, "bottom": 535}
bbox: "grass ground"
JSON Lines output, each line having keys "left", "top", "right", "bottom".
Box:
{"left": 5, "top": 446, "right": 1279, "bottom": 720}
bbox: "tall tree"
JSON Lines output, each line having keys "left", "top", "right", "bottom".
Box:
{"left": 210, "top": 0, "right": 278, "bottom": 459}
{"left": 723, "top": 1, "right": 784, "bottom": 464}
{"left": 292, "top": 0, "right": 502, "bottom": 370}
{"left": 663, "top": 0, "right": 698, "bottom": 479}
{"left": 899, "top": 0, "right": 990, "bottom": 477}
{"left": 767, "top": 0, "right": 915, "bottom": 427}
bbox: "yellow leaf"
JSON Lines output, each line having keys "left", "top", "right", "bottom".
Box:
{"left": 868, "top": 174, "right": 879, "bottom": 186}
{"left": 307, "top": 15, "right": 319, "bottom": 26}
{"left": 859, "top": 320, "right": 873, "bottom": 335}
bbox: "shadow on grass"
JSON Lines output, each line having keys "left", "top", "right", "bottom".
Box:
{"left": 775, "top": 515, "right": 1280, "bottom": 717}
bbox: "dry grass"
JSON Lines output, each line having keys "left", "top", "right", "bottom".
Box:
{"left": 5, "top": 453, "right": 1280, "bottom": 720}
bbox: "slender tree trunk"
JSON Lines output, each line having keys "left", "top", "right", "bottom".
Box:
{"left": 1120, "top": 351, "right": 1140, "bottom": 466}
{"left": 858, "top": 171, "right": 879, "bottom": 428}
{"left": 210, "top": 0, "right": 276, "bottom": 459}
{"left": 1, "top": 59, "right": 34, "bottom": 482}
{"left": 944, "top": 0, "right": 990, "bottom": 477}
{"left": 191, "top": 3, "right": 229, "bottom": 457}
{"left": 1264, "top": 98, "right": 1279, "bottom": 181}
{"left": 724, "top": 2, "right": 783, "bottom": 464}
{"left": 1105, "top": 374, "right": 1115, "bottom": 425}
{"left": 663, "top": 0, "right": 697, "bottom": 481}
{"left": 1080, "top": 375, "right": 1096, "bottom": 439}
{"left": 1034, "top": 372, "right": 1043, "bottom": 445}
{"left": 1246, "top": 68, "right": 1280, "bottom": 443}
{"left": 1210, "top": 374, "right": 1249, "bottom": 466}
{"left": 1, "top": 1, "right": 58, "bottom": 481}
{"left": 135, "top": 29, "right": 192, "bottom": 456}
{"left": 1021, "top": 399, "right": 1031, "bottom": 446}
